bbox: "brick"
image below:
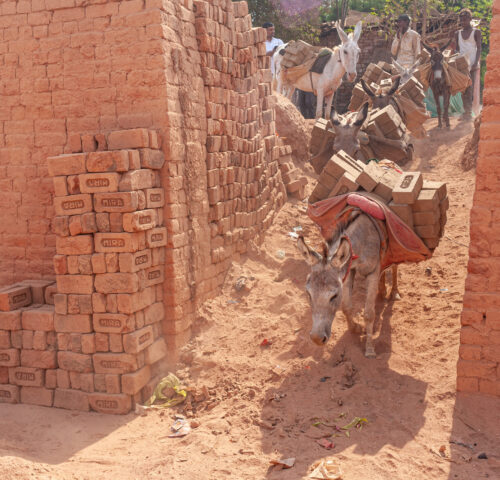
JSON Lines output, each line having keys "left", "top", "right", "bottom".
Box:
{"left": 23, "top": 331, "right": 34, "bottom": 350}
{"left": 415, "top": 223, "right": 440, "bottom": 238}
{"left": 412, "top": 189, "right": 439, "bottom": 212}
{"left": 479, "top": 379, "right": 500, "bottom": 396}
{"left": 10, "top": 331, "right": 22, "bottom": 349}
{"left": 105, "top": 374, "right": 121, "bottom": 394}
{"left": 392, "top": 172, "right": 423, "bottom": 204}
{"left": 86, "top": 150, "right": 130, "bottom": 172}
{"left": 54, "top": 294, "right": 68, "bottom": 315}
{"left": 54, "top": 194, "right": 93, "bottom": 216}
{"left": 0, "top": 332, "right": 9, "bottom": 350}
{"left": 95, "top": 232, "right": 145, "bottom": 253}
{"left": 56, "top": 369, "right": 70, "bottom": 389}
{"left": 0, "top": 311, "right": 22, "bottom": 330}
{"left": 45, "top": 369, "right": 57, "bottom": 389}
{"left": 96, "top": 213, "right": 110, "bottom": 232}
{"left": 0, "top": 366, "right": 8, "bottom": 383}
{"left": 54, "top": 313, "right": 92, "bottom": 333}
{"left": 91, "top": 253, "right": 107, "bottom": 274}
{"left": 146, "top": 227, "right": 167, "bottom": 248}
{"left": 143, "top": 265, "right": 164, "bottom": 288}
{"left": 122, "top": 365, "right": 151, "bottom": 395}
{"left": 22, "top": 305, "right": 55, "bottom": 331}
{"left": 44, "top": 285, "right": 57, "bottom": 305}
{"left": 94, "top": 192, "right": 140, "bottom": 213}
{"left": 144, "top": 338, "right": 167, "bottom": 365}
{"left": 56, "top": 275, "right": 93, "bottom": 294}
{"left": 0, "top": 286, "right": 32, "bottom": 311}
{"left": 459, "top": 345, "right": 482, "bottom": 361}
{"left": 94, "top": 273, "right": 140, "bottom": 294}
{"left": 53, "top": 388, "right": 89, "bottom": 411}
{"left": 58, "top": 351, "right": 93, "bottom": 373}
{"left": 89, "top": 393, "right": 132, "bottom": 414}
{"left": 21, "top": 350, "right": 56, "bottom": 368}
{"left": 139, "top": 148, "right": 165, "bottom": 169}
{"left": 108, "top": 333, "right": 123, "bottom": 353}
{"left": 0, "top": 348, "right": 20, "bottom": 367}
{"left": 108, "top": 128, "right": 149, "bottom": 150}
{"left": 53, "top": 216, "right": 70, "bottom": 237}
{"left": 56, "top": 235, "right": 94, "bottom": 255}
{"left": 93, "top": 313, "right": 135, "bottom": 333}
{"left": 422, "top": 180, "right": 447, "bottom": 201}
{"left": 0, "top": 385, "right": 19, "bottom": 404}
{"left": 123, "top": 209, "right": 157, "bottom": 232}
{"left": 457, "top": 359, "right": 496, "bottom": 379}
{"left": 95, "top": 333, "right": 109, "bottom": 352}
{"left": 53, "top": 176, "right": 68, "bottom": 196}
{"left": 47, "top": 153, "right": 86, "bottom": 176}
{"left": 20, "top": 386, "right": 54, "bottom": 407}
{"left": 388, "top": 202, "right": 413, "bottom": 228}
{"left": 456, "top": 376, "right": 478, "bottom": 392}
{"left": 118, "top": 250, "right": 152, "bottom": 273}
{"left": 373, "top": 169, "right": 400, "bottom": 202}
{"left": 119, "top": 169, "right": 154, "bottom": 191}
{"left": 9, "top": 367, "right": 44, "bottom": 387}
{"left": 93, "top": 353, "right": 138, "bottom": 374}
{"left": 67, "top": 175, "right": 81, "bottom": 195}
{"left": 413, "top": 210, "right": 440, "bottom": 226}
{"left": 18, "top": 280, "right": 54, "bottom": 305}
{"left": 79, "top": 173, "right": 120, "bottom": 193}
{"left": 81, "top": 334, "right": 95, "bottom": 354}
{"left": 33, "top": 331, "right": 47, "bottom": 350}
{"left": 144, "top": 302, "right": 164, "bottom": 325}
{"left": 117, "top": 287, "right": 155, "bottom": 314}
{"left": 123, "top": 326, "right": 154, "bottom": 355}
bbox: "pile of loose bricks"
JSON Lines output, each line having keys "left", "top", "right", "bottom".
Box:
{"left": 0, "top": 128, "right": 168, "bottom": 414}
{"left": 194, "top": 0, "right": 286, "bottom": 267}
{"left": 309, "top": 150, "right": 449, "bottom": 250}
{"left": 276, "top": 142, "right": 308, "bottom": 200}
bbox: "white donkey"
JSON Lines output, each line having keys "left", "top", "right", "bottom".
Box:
{"left": 277, "top": 21, "right": 362, "bottom": 119}
{"left": 392, "top": 58, "right": 421, "bottom": 85}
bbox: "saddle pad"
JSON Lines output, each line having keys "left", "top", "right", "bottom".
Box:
{"left": 310, "top": 50, "right": 333, "bottom": 74}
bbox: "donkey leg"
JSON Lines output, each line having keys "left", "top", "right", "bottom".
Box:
{"left": 324, "top": 92, "right": 335, "bottom": 120}
{"left": 364, "top": 269, "right": 380, "bottom": 358}
{"left": 435, "top": 91, "right": 442, "bottom": 128}
{"left": 444, "top": 91, "right": 451, "bottom": 128}
{"left": 316, "top": 88, "right": 325, "bottom": 119}
{"left": 389, "top": 264, "right": 401, "bottom": 300}
{"left": 342, "top": 269, "right": 361, "bottom": 333}
{"left": 378, "top": 270, "right": 387, "bottom": 299}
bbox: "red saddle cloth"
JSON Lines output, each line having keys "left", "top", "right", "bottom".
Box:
{"left": 307, "top": 193, "right": 432, "bottom": 270}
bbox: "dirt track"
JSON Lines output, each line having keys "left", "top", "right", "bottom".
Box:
{"left": 1, "top": 117, "right": 500, "bottom": 480}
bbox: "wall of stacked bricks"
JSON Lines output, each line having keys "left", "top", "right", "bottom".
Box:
{"left": 0, "top": 0, "right": 286, "bottom": 411}
{"left": 458, "top": 0, "right": 500, "bottom": 398}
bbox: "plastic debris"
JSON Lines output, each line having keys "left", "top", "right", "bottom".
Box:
{"left": 307, "top": 457, "right": 343, "bottom": 479}
{"left": 439, "top": 288, "right": 449, "bottom": 293}
{"left": 293, "top": 225, "right": 303, "bottom": 232}
{"left": 478, "top": 453, "right": 488, "bottom": 459}
{"left": 276, "top": 249, "right": 286, "bottom": 259}
{"left": 144, "top": 373, "right": 187, "bottom": 408}
{"left": 167, "top": 417, "right": 191, "bottom": 438}
{"left": 288, "top": 231, "right": 299, "bottom": 239}
{"left": 234, "top": 276, "right": 247, "bottom": 291}
{"left": 316, "top": 438, "right": 335, "bottom": 450}
{"left": 320, "top": 376, "right": 331, "bottom": 382}
{"left": 260, "top": 338, "right": 272, "bottom": 347}
{"left": 270, "top": 457, "right": 295, "bottom": 470}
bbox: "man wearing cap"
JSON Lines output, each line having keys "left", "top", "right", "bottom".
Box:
{"left": 391, "top": 14, "right": 421, "bottom": 68}
{"left": 263, "top": 22, "right": 284, "bottom": 75}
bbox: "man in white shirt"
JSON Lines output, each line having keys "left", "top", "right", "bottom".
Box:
{"left": 263, "top": 22, "right": 284, "bottom": 75}
{"left": 391, "top": 14, "right": 421, "bottom": 68}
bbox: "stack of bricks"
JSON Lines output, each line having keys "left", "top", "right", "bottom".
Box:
{"left": 276, "top": 143, "right": 308, "bottom": 200}
{"left": 3, "top": 127, "right": 168, "bottom": 414}
{"left": 349, "top": 62, "right": 393, "bottom": 111}
{"left": 194, "top": 0, "right": 286, "bottom": 271}
{"left": 280, "top": 40, "right": 319, "bottom": 69}
{"left": 398, "top": 77, "right": 426, "bottom": 108}
{"left": 309, "top": 151, "right": 449, "bottom": 250}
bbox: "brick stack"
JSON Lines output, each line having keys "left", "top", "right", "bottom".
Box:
{"left": 276, "top": 144, "right": 308, "bottom": 200}
{"left": 280, "top": 40, "right": 319, "bottom": 69}
{"left": 309, "top": 151, "right": 449, "bottom": 250}
{"left": 194, "top": 0, "right": 286, "bottom": 270}
{"left": 40, "top": 127, "right": 167, "bottom": 414}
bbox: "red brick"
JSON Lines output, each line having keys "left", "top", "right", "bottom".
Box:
{"left": 58, "top": 351, "right": 93, "bottom": 373}
{"left": 94, "top": 232, "right": 145, "bottom": 253}
{"left": 139, "top": 148, "right": 165, "bottom": 170}
{"left": 107, "top": 128, "right": 149, "bottom": 150}
{"left": 56, "top": 369, "right": 70, "bottom": 389}
{"left": 105, "top": 253, "right": 119, "bottom": 273}
{"left": 109, "top": 334, "right": 123, "bottom": 353}
{"left": 460, "top": 326, "right": 490, "bottom": 346}
{"left": 53, "top": 216, "right": 70, "bottom": 237}
{"left": 145, "top": 188, "right": 164, "bottom": 209}
{"left": 45, "top": 285, "right": 57, "bottom": 305}
{"left": 0, "top": 286, "right": 32, "bottom": 311}
{"left": 144, "top": 338, "right": 167, "bottom": 365}
{"left": 0, "top": 348, "right": 20, "bottom": 367}
{"left": 118, "top": 250, "right": 152, "bottom": 273}
{"left": 89, "top": 393, "right": 131, "bottom": 414}
{"left": 0, "top": 311, "right": 22, "bottom": 330}
{"left": 94, "top": 273, "right": 140, "bottom": 294}
{"left": 47, "top": 153, "right": 86, "bottom": 176}
{"left": 479, "top": 379, "right": 500, "bottom": 396}
{"left": 56, "top": 275, "right": 93, "bottom": 294}
{"left": 79, "top": 172, "right": 120, "bottom": 193}
{"left": 0, "top": 332, "right": 9, "bottom": 350}
{"left": 33, "top": 331, "right": 47, "bottom": 350}
{"left": 54, "top": 313, "right": 92, "bottom": 333}
{"left": 144, "top": 302, "right": 164, "bottom": 325}
{"left": 9, "top": 367, "right": 44, "bottom": 387}
{"left": 121, "top": 365, "right": 151, "bottom": 395}
{"left": 457, "top": 359, "right": 496, "bottom": 379}
{"left": 45, "top": 369, "right": 57, "bottom": 389}
{"left": 79, "top": 373, "right": 94, "bottom": 393}
{"left": 86, "top": 150, "right": 130, "bottom": 172}
{"left": 482, "top": 346, "right": 500, "bottom": 363}
{"left": 0, "top": 385, "right": 19, "bottom": 404}
{"left": 19, "top": 279, "right": 55, "bottom": 304}
{"left": 93, "top": 353, "right": 138, "bottom": 374}
{"left": 119, "top": 169, "right": 154, "bottom": 191}
{"left": 123, "top": 209, "right": 157, "bottom": 232}
{"left": 21, "top": 350, "right": 56, "bottom": 369}
{"left": 143, "top": 265, "right": 164, "bottom": 288}
{"left": 94, "top": 192, "right": 140, "bottom": 213}
{"left": 105, "top": 374, "right": 120, "bottom": 394}
{"left": 54, "top": 194, "right": 92, "bottom": 216}
{"left": 20, "top": 386, "right": 54, "bottom": 407}
{"left": 93, "top": 313, "right": 135, "bottom": 333}
{"left": 117, "top": 286, "right": 155, "bottom": 314}
{"left": 146, "top": 227, "right": 167, "bottom": 248}
{"left": 53, "top": 388, "right": 89, "bottom": 411}
{"left": 67, "top": 175, "right": 81, "bottom": 195}
{"left": 22, "top": 305, "right": 55, "bottom": 331}
{"left": 96, "top": 213, "right": 110, "bottom": 232}
{"left": 56, "top": 235, "right": 94, "bottom": 255}
{"left": 53, "top": 176, "right": 68, "bottom": 196}
{"left": 0, "top": 366, "right": 8, "bottom": 384}
{"left": 54, "top": 294, "right": 67, "bottom": 314}
{"left": 123, "top": 326, "right": 154, "bottom": 355}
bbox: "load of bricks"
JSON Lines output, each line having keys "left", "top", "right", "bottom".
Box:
{"left": 280, "top": 40, "right": 320, "bottom": 69}
{"left": 0, "top": 128, "right": 168, "bottom": 414}
{"left": 276, "top": 143, "right": 308, "bottom": 200}
{"left": 309, "top": 150, "right": 449, "bottom": 250}
{"left": 195, "top": 1, "right": 286, "bottom": 272}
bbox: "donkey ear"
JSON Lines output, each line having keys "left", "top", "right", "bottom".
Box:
{"left": 409, "top": 58, "right": 421, "bottom": 74}
{"left": 360, "top": 79, "right": 375, "bottom": 97}
{"left": 336, "top": 22, "right": 349, "bottom": 44}
{"left": 422, "top": 42, "right": 434, "bottom": 53}
{"left": 330, "top": 109, "right": 341, "bottom": 126}
{"left": 330, "top": 238, "right": 351, "bottom": 273}
{"left": 353, "top": 102, "right": 369, "bottom": 127}
{"left": 353, "top": 21, "right": 362, "bottom": 43}
{"left": 392, "top": 59, "right": 405, "bottom": 74}
{"left": 388, "top": 75, "right": 401, "bottom": 95}
{"left": 440, "top": 38, "right": 452, "bottom": 52}
{"left": 297, "top": 236, "right": 322, "bottom": 265}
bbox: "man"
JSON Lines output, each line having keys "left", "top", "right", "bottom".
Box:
{"left": 451, "top": 9, "right": 482, "bottom": 120}
{"left": 391, "top": 14, "right": 421, "bottom": 68}
{"left": 263, "top": 22, "right": 284, "bottom": 75}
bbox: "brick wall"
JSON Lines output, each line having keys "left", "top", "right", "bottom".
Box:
{"left": 0, "top": 0, "right": 285, "bottom": 366}
{"left": 458, "top": 0, "right": 500, "bottom": 398}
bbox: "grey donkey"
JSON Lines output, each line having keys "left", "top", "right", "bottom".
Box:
{"left": 330, "top": 102, "right": 369, "bottom": 159}
{"left": 360, "top": 75, "right": 401, "bottom": 109}
{"left": 297, "top": 210, "right": 399, "bottom": 357}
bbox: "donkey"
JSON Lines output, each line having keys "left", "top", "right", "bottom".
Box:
{"left": 297, "top": 210, "right": 398, "bottom": 358}
{"left": 423, "top": 42, "right": 452, "bottom": 128}
{"left": 287, "top": 21, "right": 362, "bottom": 119}
{"left": 392, "top": 59, "right": 421, "bottom": 86}
{"left": 360, "top": 76, "right": 401, "bottom": 110}
{"left": 330, "top": 102, "right": 370, "bottom": 158}
{"left": 273, "top": 43, "right": 293, "bottom": 97}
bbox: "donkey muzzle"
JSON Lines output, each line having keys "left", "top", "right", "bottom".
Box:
{"left": 347, "top": 72, "right": 357, "bottom": 82}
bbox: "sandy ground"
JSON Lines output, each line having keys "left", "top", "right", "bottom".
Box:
{"left": 1, "top": 117, "right": 500, "bottom": 480}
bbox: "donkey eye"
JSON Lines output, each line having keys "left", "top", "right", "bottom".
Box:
{"left": 329, "top": 293, "right": 338, "bottom": 303}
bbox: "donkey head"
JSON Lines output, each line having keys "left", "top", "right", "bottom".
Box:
{"left": 330, "top": 102, "right": 369, "bottom": 158}
{"left": 361, "top": 76, "right": 401, "bottom": 109}
{"left": 297, "top": 235, "right": 352, "bottom": 345}
{"left": 337, "top": 21, "right": 362, "bottom": 82}
{"left": 422, "top": 41, "right": 452, "bottom": 79}
{"left": 392, "top": 58, "right": 420, "bottom": 85}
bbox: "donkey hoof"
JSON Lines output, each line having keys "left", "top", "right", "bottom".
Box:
{"left": 365, "top": 348, "right": 376, "bottom": 358}
{"left": 390, "top": 292, "right": 401, "bottom": 301}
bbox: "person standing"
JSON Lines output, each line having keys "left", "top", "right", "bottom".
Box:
{"left": 263, "top": 22, "right": 284, "bottom": 76}
{"left": 391, "top": 14, "right": 421, "bottom": 68}
{"left": 451, "top": 9, "right": 482, "bottom": 120}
